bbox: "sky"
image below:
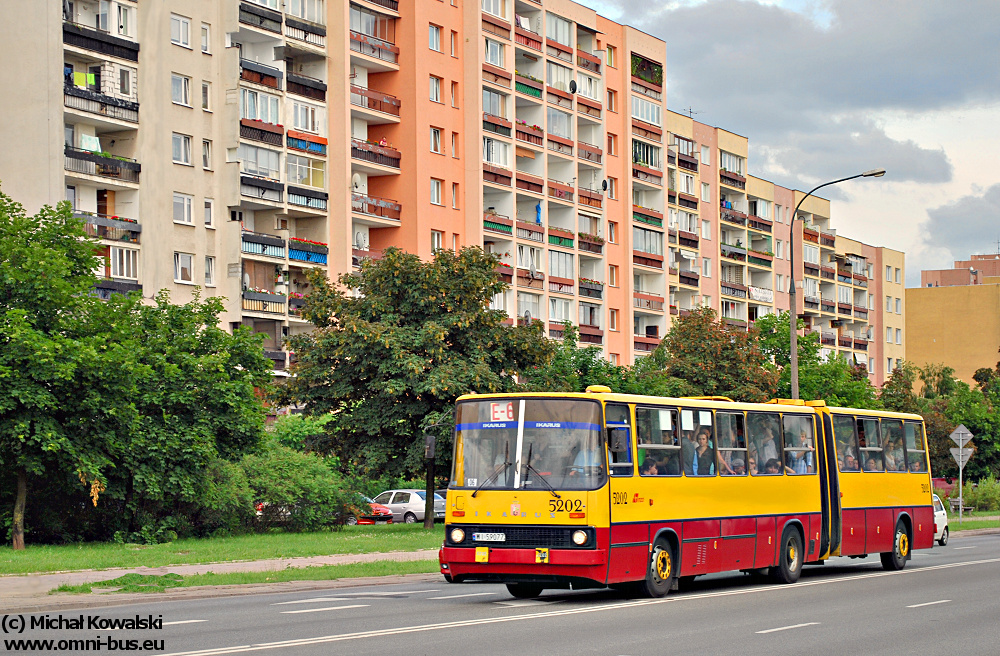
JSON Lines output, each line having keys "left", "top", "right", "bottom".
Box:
{"left": 587, "top": 0, "right": 1000, "bottom": 286}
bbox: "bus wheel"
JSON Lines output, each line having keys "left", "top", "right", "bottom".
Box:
{"left": 643, "top": 539, "right": 675, "bottom": 597}
{"left": 506, "top": 583, "right": 544, "bottom": 599}
{"left": 771, "top": 527, "right": 803, "bottom": 584}
{"left": 881, "top": 521, "right": 910, "bottom": 571}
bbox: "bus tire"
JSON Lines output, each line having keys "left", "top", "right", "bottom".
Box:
{"left": 506, "top": 583, "right": 544, "bottom": 599}
{"left": 642, "top": 539, "right": 676, "bottom": 597}
{"left": 771, "top": 527, "right": 804, "bottom": 584}
{"left": 881, "top": 520, "right": 910, "bottom": 571}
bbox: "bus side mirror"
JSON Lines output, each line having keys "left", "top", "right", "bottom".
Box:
{"left": 609, "top": 428, "right": 630, "bottom": 453}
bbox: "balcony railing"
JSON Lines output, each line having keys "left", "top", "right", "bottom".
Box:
{"left": 239, "top": 2, "right": 282, "bottom": 34}
{"left": 62, "top": 22, "right": 139, "bottom": 61}
{"left": 633, "top": 293, "right": 665, "bottom": 311}
{"left": 514, "top": 26, "right": 542, "bottom": 51}
{"left": 77, "top": 212, "right": 141, "bottom": 243}
{"left": 240, "top": 175, "right": 283, "bottom": 202}
{"left": 287, "top": 73, "right": 326, "bottom": 101}
{"left": 64, "top": 86, "right": 138, "bottom": 123}
{"left": 579, "top": 280, "right": 604, "bottom": 299}
{"left": 353, "top": 193, "right": 402, "bottom": 221}
{"left": 364, "top": 0, "right": 398, "bottom": 9}
{"left": 242, "top": 290, "right": 286, "bottom": 314}
{"left": 288, "top": 238, "right": 328, "bottom": 265}
{"left": 241, "top": 119, "right": 284, "bottom": 146}
{"left": 514, "top": 75, "right": 543, "bottom": 98}
{"left": 288, "top": 185, "right": 328, "bottom": 211}
{"left": 93, "top": 278, "right": 142, "bottom": 300}
{"left": 483, "top": 212, "right": 513, "bottom": 235}
{"left": 350, "top": 31, "right": 399, "bottom": 63}
{"left": 285, "top": 17, "right": 326, "bottom": 48}
{"left": 240, "top": 59, "right": 282, "bottom": 90}
{"left": 351, "top": 139, "right": 401, "bottom": 168}
{"left": 64, "top": 147, "right": 140, "bottom": 183}
{"left": 350, "top": 85, "right": 401, "bottom": 116}
{"left": 241, "top": 230, "right": 286, "bottom": 258}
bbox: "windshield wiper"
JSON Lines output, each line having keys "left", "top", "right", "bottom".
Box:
{"left": 521, "top": 443, "right": 560, "bottom": 499}
{"left": 472, "top": 441, "right": 511, "bottom": 498}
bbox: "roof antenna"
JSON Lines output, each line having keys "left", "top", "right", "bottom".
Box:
{"left": 681, "top": 106, "right": 701, "bottom": 119}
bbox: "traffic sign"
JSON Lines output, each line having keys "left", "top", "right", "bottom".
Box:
{"left": 950, "top": 424, "right": 973, "bottom": 448}
{"left": 950, "top": 447, "right": 972, "bottom": 468}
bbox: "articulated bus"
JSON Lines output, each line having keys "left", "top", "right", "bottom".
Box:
{"left": 438, "top": 387, "right": 934, "bottom": 598}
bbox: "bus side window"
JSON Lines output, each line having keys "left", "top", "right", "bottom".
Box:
{"left": 783, "top": 414, "right": 815, "bottom": 475}
{"left": 904, "top": 422, "right": 926, "bottom": 472}
{"left": 717, "top": 412, "right": 747, "bottom": 476}
{"left": 747, "top": 412, "right": 783, "bottom": 475}
{"left": 881, "top": 419, "right": 905, "bottom": 472}
{"left": 636, "top": 407, "right": 681, "bottom": 476}
{"left": 858, "top": 418, "right": 883, "bottom": 472}
{"left": 686, "top": 408, "right": 715, "bottom": 476}
{"left": 833, "top": 415, "right": 859, "bottom": 472}
{"left": 606, "top": 403, "right": 633, "bottom": 477}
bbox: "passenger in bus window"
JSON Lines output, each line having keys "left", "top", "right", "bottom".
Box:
{"left": 785, "top": 431, "right": 814, "bottom": 474}
{"left": 763, "top": 458, "right": 782, "bottom": 475}
{"left": 909, "top": 460, "right": 923, "bottom": 473}
{"left": 661, "top": 451, "right": 681, "bottom": 476}
{"left": 731, "top": 458, "right": 746, "bottom": 475}
{"left": 758, "top": 424, "right": 780, "bottom": 463}
{"left": 865, "top": 456, "right": 879, "bottom": 472}
{"left": 682, "top": 429, "right": 697, "bottom": 475}
{"left": 640, "top": 458, "right": 658, "bottom": 476}
{"left": 842, "top": 453, "right": 859, "bottom": 471}
{"left": 748, "top": 456, "right": 758, "bottom": 475}
{"left": 692, "top": 429, "right": 715, "bottom": 476}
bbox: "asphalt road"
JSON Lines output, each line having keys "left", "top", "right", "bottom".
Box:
{"left": 6, "top": 534, "right": 1000, "bottom": 656}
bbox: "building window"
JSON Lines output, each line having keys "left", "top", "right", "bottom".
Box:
{"left": 172, "top": 133, "right": 192, "bottom": 164}
{"left": 702, "top": 257, "right": 712, "bottom": 277}
{"left": 483, "top": 88, "right": 506, "bottom": 117}
{"left": 201, "top": 23, "right": 210, "bottom": 53}
{"left": 607, "top": 89, "right": 617, "bottom": 113}
{"left": 609, "top": 264, "right": 619, "bottom": 287}
{"left": 429, "top": 24, "right": 441, "bottom": 51}
{"left": 292, "top": 101, "right": 322, "bottom": 134}
{"left": 607, "top": 177, "right": 617, "bottom": 200}
{"left": 287, "top": 154, "right": 326, "bottom": 189}
{"left": 701, "top": 220, "right": 711, "bottom": 240}
{"left": 886, "top": 327, "right": 893, "bottom": 342}
{"left": 485, "top": 38, "right": 504, "bottom": 67}
{"left": 173, "top": 252, "right": 194, "bottom": 283}
{"left": 609, "top": 309, "right": 619, "bottom": 331}
{"left": 202, "top": 140, "right": 212, "bottom": 169}
{"left": 482, "top": 136, "right": 510, "bottom": 167}
{"left": 240, "top": 88, "right": 280, "bottom": 123}
{"left": 430, "top": 76, "right": 442, "bottom": 102}
{"left": 117, "top": 5, "right": 134, "bottom": 37}
{"left": 205, "top": 256, "right": 216, "bottom": 286}
{"left": 776, "top": 274, "right": 784, "bottom": 292}
{"left": 170, "top": 14, "right": 191, "bottom": 47}
{"left": 775, "top": 240, "right": 783, "bottom": 259}
{"left": 886, "top": 265, "right": 892, "bottom": 281}
{"left": 482, "top": 0, "right": 505, "bottom": 19}
{"left": 887, "top": 358, "right": 893, "bottom": 374}
{"left": 701, "top": 145, "right": 710, "bottom": 165}
{"left": 429, "top": 127, "right": 443, "bottom": 154}
{"left": 288, "top": 0, "right": 324, "bottom": 22}
{"left": 895, "top": 267, "right": 901, "bottom": 283}
{"left": 886, "top": 295, "right": 892, "bottom": 312}
{"left": 869, "top": 358, "right": 875, "bottom": 373}
{"left": 896, "top": 328, "right": 902, "bottom": 344}
{"left": 451, "top": 30, "right": 457, "bottom": 56}
{"left": 109, "top": 247, "right": 138, "bottom": 280}
{"left": 546, "top": 13, "right": 572, "bottom": 46}
{"left": 201, "top": 81, "right": 211, "bottom": 110}
{"left": 632, "top": 140, "right": 661, "bottom": 169}
{"left": 171, "top": 74, "right": 191, "bottom": 106}
{"left": 430, "top": 179, "right": 443, "bottom": 205}
{"left": 452, "top": 183, "right": 459, "bottom": 208}
{"left": 451, "top": 81, "right": 459, "bottom": 107}
{"left": 547, "top": 61, "right": 574, "bottom": 93}
{"left": 631, "top": 95, "right": 661, "bottom": 126}
{"left": 606, "top": 45, "right": 616, "bottom": 68}
{"left": 237, "top": 143, "right": 281, "bottom": 180}
{"left": 119, "top": 68, "right": 131, "bottom": 95}
{"left": 173, "top": 193, "right": 193, "bottom": 224}
{"left": 452, "top": 132, "right": 459, "bottom": 158}
{"left": 896, "top": 298, "right": 902, "bottom": 314}
{"left": 607, "top": 133, "right": 617, "bottom": 156}
{"left": 431, "top": 229, "right": 444, "bottom": 251}
{"left": 701, "top": 182, "right": 710, "bottom": 203}
{"left": 204, "top": 199, "right": 214, "bottom": 227}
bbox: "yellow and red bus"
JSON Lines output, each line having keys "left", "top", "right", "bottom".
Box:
{"left": 438, "top": 387, "right": 934, "bottom": 598}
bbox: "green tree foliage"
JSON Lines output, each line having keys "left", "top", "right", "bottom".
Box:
{"left": 798, "top": 355, "right": 880, "bottom": 409}
{"left": 879, "top": 361, "right": 920, "bottom": 413}
{"left": 920, "top": 363, "right": 959, "bottom": 399}
{"left": 279, "top": 247, "right": 555, "bottom": 479}
{"left": 658, "top": 306, "right": 778, "bottom": 402}
{"left": 519, "top": 323, "right": 623, "bottom": 392}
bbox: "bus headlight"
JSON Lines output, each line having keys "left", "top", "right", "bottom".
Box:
{"left": 572, "top": 530, "right": 588, "bottom": 546}
{"left": 450, "top": 528, "right": 466, "bottom": 544}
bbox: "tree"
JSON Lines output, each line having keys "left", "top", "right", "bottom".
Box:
{"left": 519, "top": 323, "right": 623, "bottom": 393}
{"left": 754, "top": 311, "right": 822, "bottom": 399}
{"left": 0, "top": 191, "right": 132, "bottom": 549}
{"left": 659, "top": 307, "right": 778, "bottom": 402}
{"left": 879, "top": 361, "right": 920, "bottom": 413}
{"left": 919, "top": 363, "right": 959, "bottom": 399}
{"left": 278, "top": 247, "right": 554, "bottom": 480}
{"left": 798, "top": 355, "right": 880, "bottom": 409}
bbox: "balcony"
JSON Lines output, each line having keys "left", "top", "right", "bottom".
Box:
{"left": 803, "top": 227, "right": 820, "bottom": 244}
{"left": 820, "top": 231, "right": 836, "bottom": 248}
{"left": 579, "top": 280, "right": 604, "bottom": 299}
{"left": 361, "top": 0, "right": 398, "bottom": 10}
{"left": 483, "top": 163, "right": 512, "bottom": 186}
{"left": 354, "top": 193, "right": 402, "bottom": 222}
{"left": 515, "top": 123, "right": 544, "bottom": 146}
{"left": 64, "top": 86, "right": 138, "bottom": 124}
{"left": 633, "top": 250, "right": 664, "bottom": 270}
{"left": 516, "top": 268, "right": 544, "bottom": 291}
{"left": 483, "top": 113, "right": 512, "bottom": 137}
{"left": 747, "top": 250, "right": 773, "bottom": 268}
{"left": 350, "top": 31, "right": 399, "bottom": 64}
{"left": 578, "top": 142, "right": 602, "bottom": 165}
{"left": 64, "top": 147, "right": 140, "bottom": 184}
{"left": 285, "top": 17, "right": 326, "bottom": 48}
{"left": 547, "top": 135, "right": 573, "bottom": 157}
{"left": 821, "top": 299, "right": 836, "bottom": 313}
{"left": 351, "top": 139, "right": 401, "bottom": 169}
{"left": 578, "top": 233, "right": 604, "bottom": 255}
{"left": 721, "top": 243, "right": 747, "bottom": 261}
{"left": 241, "top": 230, "right": 286, "bottom": 258}
{"left": 287, "top": 131, "right": 327, "bottom": 156}
{"left": 240, "top": 175, "right": 283, "bottom": 203}
{"left": 93, "top": 278, "right": 142, "bottom": 299}
{"left": 515, "top": 172, "right": 544, "bottom": 194}
{"left": 482, "top": 12, "right": 512, "bottom": 40}
{"left": 288, "top": 238, "right": 328, "bottom": 265}
{"left": 577, "top": 97, "right": 602, "bottom": 119}
{"left": 633, "top": 206, "right": 664, "bottom": 228}
{"left": 547, "top": 179, "right": 574, "bottom": 204}
{"left": 77, "top": 212, "right": 141, "bottom": 243}
{"left": 678, "top": 270, "right": 700, "bottom": 287}
{"left": 548, "top": 227, "right": 575, "bottom": 248}
{"left": 495, "top": 264, "right": 514, "bottom": 284}
{"left": 62, "top": 22, "right": 139, "bottom": 62}
{"left": 549, "top": 276, "right": 575, "bottom": 295}
{"left": 577, "top": 49, "right": 601, "bottom": 74}
{"left": 853, "top": 338, "right": 869, "bottom": 351}
{"left": 720, "top": 207, "right": 748, "bottom": 226}
{"left": 820, "top": 332, "right": 836, "bottom": 346}
{"left": 677, "top": 230, "right": 699, "bottom": 249}
{"left": 514, "top": 74, "right": 543, "bottom": 99}
{"left": 352, "top": 248, "right": 384, "bottom": 269}
{"left": 634, "top": 336, "right": 661, "bottom": 352}
{"left": 838, "top": 335, "right": 853, "bottom": 348}
{"left": 241, "top": 119, "right": 284, "bottom": 146}
{"left": 515, "top": 26, "right": 542, "bottom": 51}
{"left": 516, "top": 221, "right": 544, "bottom": 242}
{"left": 350, "top": 85, "right": 401, "bottom": 117}
{"left": 633, "top": 293, "right": 665, "bottom": 312}
{"left": 240, "top": 59, "right": 283, "bottom": 91}
{"left": 677, "top": 152, "right": 698, "bottom": 173}
{"left": 720, "top": 170, "right": 747, "bottom": 190}
{"left": 579, "top": 324, "right": 603, "bottom": 345}
{"left": 721, "top": 282, "right": 748, "bottom": 299}
{"left": 287, "top": 73, "right": 326, "bottom": 102}
{"left": 264, "top": 349, "right": 290, "bottom": 370}
{"left": 748, "top": 286, "right": 774, "bottom": 303}
{"left": 242, "top": 290, "right": 286, "bottom": 314}
{"left": 483, "top": 212, "right": 513, "bottom": 235}
{"left": 748, "top": 216, "right": 773, "bottom": 233}
{"left": 288, "top": 185, "right": 328, "bottom": 211}
{"left": 632, "top": 120, "right": 662, "bottom": 143}
{"left": 632, "top": 163, "right": 663, "bottom": 186}
{"left": 239, "top": 2, "right": 282, "bottom": 33}
{"left": 821, "top": 265, "right": 836, "bottom": 281}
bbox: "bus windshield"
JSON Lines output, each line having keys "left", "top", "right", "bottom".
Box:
{"left": 453, "top": 398, "right": 604, "bottom": 491}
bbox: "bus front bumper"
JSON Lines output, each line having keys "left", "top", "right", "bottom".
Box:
{"left": 439, "top": 546, "right": 608, "bottom": 583}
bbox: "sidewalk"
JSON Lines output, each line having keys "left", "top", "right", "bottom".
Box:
{"left": 0, "top": 549, "right": 441, "bottom": 612}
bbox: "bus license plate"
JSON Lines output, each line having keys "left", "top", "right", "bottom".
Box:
{"left": 473, "top": 532, "right": 506, "bottom": 542}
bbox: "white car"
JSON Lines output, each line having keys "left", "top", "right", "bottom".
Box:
{"left": 933, "top": 494, "right": 949, "bottom": 546}
{"left": 372, "top": 489, "right": 446, "bottom": 523}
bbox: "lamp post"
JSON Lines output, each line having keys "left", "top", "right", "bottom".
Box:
{"left": 788, "top": 169, "right": 885, "bottom": 399}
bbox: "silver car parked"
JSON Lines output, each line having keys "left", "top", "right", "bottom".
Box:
{"left": 372, "top": 489, "right": 446, "bottom": 524}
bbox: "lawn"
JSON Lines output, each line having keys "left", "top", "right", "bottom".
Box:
{"left": 0, "top": 524, "right": 444, "bottom": 576}
{"left": 53, "top": 560, "right": 442, "bottom": 595}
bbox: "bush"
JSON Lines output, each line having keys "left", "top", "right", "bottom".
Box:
{"left": 964, "top": 475, "right": 1000, "bottom": 511}
{"left": 241, "top": 441, "right": 354, "bottom": 531}
{"left": 186, "top": 459, "right": 254, "bottom": 536}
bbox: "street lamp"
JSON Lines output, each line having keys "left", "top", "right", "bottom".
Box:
{"left": 788, "top": 168, "right": 885, "bottom": 399}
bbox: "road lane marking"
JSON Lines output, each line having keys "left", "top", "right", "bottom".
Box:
{"left": 953, "top": 546, "right": 977, "bottom": 550}
{"left": 756, "top": 622, "right": 819, "bottom": 634}
{"left": 907, "top": 600, "right": 951, "bottom": 608}
{"left": 428, "top": 592, "right": 498, "bottom": 600}
{"left": 337, "top": 590, "right": 440, "bottom": 596}
{"left": 271, "top": 598, "right": 348, "bottom": 605}
{"left": 280, "top": 605, "right": 368, "bottom": 614}
{"left": 164, "top": 620, "right": 208, "bottom": 626}
{"left": 158, "top": 556, "right": 1000, "bottom": 656}
{"left": 496, "top": 600, "right": 565, "bottom": 608}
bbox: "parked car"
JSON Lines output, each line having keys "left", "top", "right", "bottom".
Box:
{"left": 372, "top": 489, "right": 446, "bottom": 523}
{"left": 933, "top": 494, "right": 949, "bottom": 546}
{"left": 345, "top": 495, "right": 393, "bottom": 526}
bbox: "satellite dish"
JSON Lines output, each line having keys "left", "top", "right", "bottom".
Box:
{"left": 243, "top": 273, "right": 250, "bottom": 290}
{"left": 569, "top": 80, "right": 577, "bottom": 94}
{"left": 355, "top": 232, "right": 365, "bottom": 251}
{"left": 529, "top": 260, "right": 538, "bottom": 280}
{"left": 352, "top": 173, "right": 362, "bottom": 190}
{"left": 602, "top": 179, "right": 608, "bottom": 192}
{"left": 523, "top": 310, "right": 532, "bottom": 324}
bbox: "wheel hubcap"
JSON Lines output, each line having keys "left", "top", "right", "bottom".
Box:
{"left": 655, "top": 549, "right": 671, "bottom": 580}
{"left": 788, "top": 542, "right": 799, "bottom": 568}
{"left": 899, "top": 533, "right": 909, "bottom": 557}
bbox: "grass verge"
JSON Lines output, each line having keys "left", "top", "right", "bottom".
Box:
{"left": 2, "top": 524, "right": 444, "bottom": 576}
{"left": 950, "top": 519, "right": 1000, "bottom": 532}
{"left": 53, "top": 560, "right": 440, "bottom": 594}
